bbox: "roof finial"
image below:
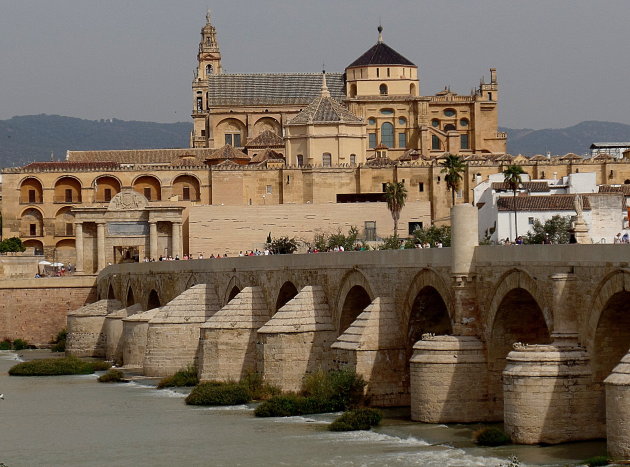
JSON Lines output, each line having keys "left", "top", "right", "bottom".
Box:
{"left": 206, "top": 9, "right": 212, "bottom": 24}
{"left": 321, "top": 68, "right": 330, "bottom": 98}
{"left": 378, "top": 20, "right": 383, "bottom": 43}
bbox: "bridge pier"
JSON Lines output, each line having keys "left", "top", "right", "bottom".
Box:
{"left": 104, "top": 304, "right": 142, "bottom": 366}
{"left": 66, "top": 299, "right": 123, "bottom": 358}
{"left": 198, "top": 287, "right": 270, "bottom": 382}
{"left": 503, "top": 343, "right": 602, "bottom": 444}
{"left": 143, "top": 284, "right": 220, "bottom": 377}
{"left": 257, "top": 286, "right": 336, "bottom": 392}
{"left": 121, "top": 308, "right": 161, "bottom": 369}
{"left": 332, "top": 297, "right": 407, "bottom": 406}
{"left": 410, "top": 335, "right": 493, "bottom": 422}
{"left": 606, "top": 351, "right": 630, "bottom": 460}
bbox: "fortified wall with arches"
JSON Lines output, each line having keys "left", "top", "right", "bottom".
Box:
{"left": 65, "top": 205, "right": 630, "bottom": 458}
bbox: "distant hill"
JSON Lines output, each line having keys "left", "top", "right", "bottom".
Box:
{"left": 502, "top": 121, "right": 630, "bottom": 156}
{"left": 0, "top": 114, "right": 192, "bottom": 168}
{"left": 2, "top": 115, "right": 630, "bottom": 169}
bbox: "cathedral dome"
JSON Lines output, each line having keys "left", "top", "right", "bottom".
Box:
{"left": 347, "top": 27, "right": 415, "bottom": 68}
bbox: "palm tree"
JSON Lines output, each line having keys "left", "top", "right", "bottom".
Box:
{"left": 440, "top": 154, "right": 466, "bottom": 206}
{"left": 503, "top": 164, "right": 526, "bottom": 240}
{"left": 384, "top": 181, "right": 408, "bottom": 238}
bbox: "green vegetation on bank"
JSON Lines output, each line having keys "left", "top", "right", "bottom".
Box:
{"left": 472, "top": 426, "right": 511, "bottom": 446}
{"left": 0, "top": 237, "right": 26, "bottom": 253}
{"left": 0, "top": 338, "right": 33, "bottom": 350}
{"left": 9, "top": 356, "right": 110, "bottom": 376}
{"left": 254, "top": 369, "right": 365, "bottom": 417}
{"left": 582, "top": 455, "right": 610, "bottom": 467}
{"left": 157, "top": 364, "right": 199, "bottom": 389}
{"left": 329, "top": 408, "right": 382, "bottom": 431}
{"left": 50, "top": 329, "right": 67, "bottom": 352}
{"left": 98, "top": 369, "right": 127, "bottom": 383}
{"left": 184, "top": 371, "right": 279, "bottom": 406}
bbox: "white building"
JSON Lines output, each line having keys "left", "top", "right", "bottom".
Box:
{"left": 476, "top": 172, "right": 626, "bottom": 243}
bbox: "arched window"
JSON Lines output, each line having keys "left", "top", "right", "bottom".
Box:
{"left": 349, "top": 154, "right": 356, "bottom": 165}
{"left": 322, "top": 153, "right": 332, "bottom": 167}
{"left": 431, "top": 119, "right": 440, "bottom": 128}
{"left": 381, "top": 122, "right": 394, "bottom": 148}
{"left": 379, "top": 83, "right": 388, "bottom": 95}
{"left": 297, "top": 155, "right": 304, "bottom": 167}
{"left": 349, "top": 83, "right": 357, "bottom": 98}
{"left": 410, "top": 83, "right": 416, "bottom": 95}
{"left": 444, "top": 124, "right": 456, "bottom": 132}
{"left": 206, "top": 64, "right": 213, "bottom": 75}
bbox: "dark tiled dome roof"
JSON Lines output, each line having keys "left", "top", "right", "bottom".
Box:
{"left": 348, "top": 42, "right": 415, "bottom": 68}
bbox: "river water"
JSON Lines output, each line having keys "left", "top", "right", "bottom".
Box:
{"left": 0, "top": 351, "right": 605, "bottom": 467}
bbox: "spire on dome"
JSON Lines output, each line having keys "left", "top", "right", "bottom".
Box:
{"left": 377, "top": 24, "right": 383, "bottom": 43}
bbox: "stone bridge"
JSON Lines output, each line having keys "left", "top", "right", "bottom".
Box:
{"left": 66, "top": 206, "right": 630, "bottom": 458}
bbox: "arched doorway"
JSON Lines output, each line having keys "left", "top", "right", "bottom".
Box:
{"left": 19, "top": 177, "right": 43, "bottom": 204}
{"left": 488, "top": 288, "right": 551, "bottom": 418}
{"left": 54, "top": 176, "right": 82, "bottom": 203}
{"left": 147, "top": 289, "right": 161, "bottom": 310}
{"left": 172, "top": 175, "right": 200, "bottom": 202}
{"left": 275, "top": 281, "right": 298, "bottom": 313}
{"left": 23, "top": 239, "right": 44, "bottom": 256}
{"left": 20, "top": 208, "right": 44, "bottom": 238}
{"left": 339, "top": 285, "right": 371, "bottom": 334}
{"left": 94, "top": 176, "right": 121, "bottom": 202}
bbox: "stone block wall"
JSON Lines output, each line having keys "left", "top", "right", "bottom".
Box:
{"left": 0, "top": 276, "right": 96, "bottom": 346}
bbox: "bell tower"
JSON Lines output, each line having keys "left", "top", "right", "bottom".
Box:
{"left": 197, "top": 9, "right": 222, "bottom": 79}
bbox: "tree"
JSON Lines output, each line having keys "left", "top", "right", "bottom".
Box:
{"left": 384, "top": 182, "right": 407, "bottom": 237}
{"left": 524, "top": 215, "right": 571, "bottom": 244}
{"left": 266, "top": 236, "right": 299, "bottom": 254}
{"left": 0, "top": 237, "right": 26, "bottom": 253}
{"left": 502, "top": 164, "right": 526, "bottom": 240}
{"left": 412, "top": 225, "right": 451, "bottom": 248}
{"left": 440, "top": 154, "right": 466, "bottom": 206}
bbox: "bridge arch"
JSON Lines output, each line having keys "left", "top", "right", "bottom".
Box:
{"left": 223, "top": 276, "right": 243, "bottom": 306}
{"left": 588, "top": 269, "right": 630, "bottom": 384}
{"left": 486, "top": 269, "right": 552, "bottom": 418}
{"left": 107, "top": 283, "right": 116, "bottom": 300}
{"left": 402, "top": 268, "right": 453, "bottom": 352}
{"left": 275, "top": 281, "right": 298, "bottom": 313}
{"left": 335, "top": 269, "right": 375, "bottom": 335}
{"left": 126, "top": 286, "right": 136, "bottom": 307}
{"left": 147, "top": 289, "right": 161, "bottom": 310}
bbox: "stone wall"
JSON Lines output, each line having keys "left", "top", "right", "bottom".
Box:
{"left": 0, "top": 276, "right": 97, "bottom": 345}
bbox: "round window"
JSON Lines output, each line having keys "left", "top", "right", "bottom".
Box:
{"left": 398, "top": 117, "right": 407, "bottom": 125}
{"left": 460, "top": 118, "right": 469, "bottom": 127}
{"left": 380, "top": 108, "right": 394, "bottom": 115}
{"left": 368, "top": 118, "right": 376, "bottom": 125}
{"left": 444, "top": 109, "right": 456, "bottom": 117}
{"left": 431, "top": 119, "right": 439, "bottom": 127}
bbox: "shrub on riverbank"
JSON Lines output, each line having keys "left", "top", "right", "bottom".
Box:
{"left": 0, "top": 338, "right": 34, "bottom": 350}
{"left": 185, "top": 382, "right": 251, "bottom": 406}
{"left": 254, "top": 369, "right": 366, "bottom": 417}
{"left": 98, "top": 369, "right": 126, "bottom": 383}
{"left": 583, "top": 456, "right": 609, "bottom": 467}
{"left": 472, "top": 426, "right": 511, "bottom": 446}
{"left": 9, "top": 356, "right": 109, "bottom": 376}
{"left": 329, "top": 408, "right": 382, "bottom": 431}
{"left": 157, "top": 364, "right": 198, "bottom": 389}
{"left": 240, "top": 371, "right": 281, "bottom": 400}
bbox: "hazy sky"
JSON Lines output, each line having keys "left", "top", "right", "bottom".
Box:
{"left": 2, "top": 0, "right": 629, "bottom": 129}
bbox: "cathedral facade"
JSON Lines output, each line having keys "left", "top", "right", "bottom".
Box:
{"left": 191, "top": 12, "right": 506, "bottom": 163}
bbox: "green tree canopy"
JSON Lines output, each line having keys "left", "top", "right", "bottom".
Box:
{"left": 384, "top": 182, "right": 407, "bottom": 237}
{"left": 524, "top": 215, "right": 571, "bottom": 244}
{"left": 439, "top": 154, "right": 466, "bottom": 206}
{"left": 0, "top": 237, "right": 26, "bottom": 253}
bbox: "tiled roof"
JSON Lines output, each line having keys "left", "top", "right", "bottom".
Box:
{"left": 170, "top": 155, "right": 205, "bottom": 167}
{"left": 205, "top": 144, "right": 250, "bottom": 161}
{"left": 497, "top": 194, "right": 590, "bottom": 212}
{"left": 21, "top": 161, "right": 120, "bottom": 170}
{"left": 529, "top": 154, "right": 550, "bottom": 161}
{"left": 287, "top": 93, "right": 363, "bottom": 125}
{"left": 591, "top": 142, "right": 630, "bottom": 148}
{"left": 245, "top": 130, "right": 284, "bottom": 148}
{"left": 492, "top": 181, "right": 550, "bottom": 193}
{"left": 348, "top": 42, "right": 415, "bottom": 67}
{"left": 365, "top": 156, "right": 395, "bottom": 166}
{"left": 593, "top": 153, "right": 615, "bottom": 160}
{"left": 559, "top": 153, "right": 583, "bottom": 161}
{"left": 397, "top": 149, "right": 421, "bottom": 161}
{"left": 599, "top": 184, "right": 630, "bottom": 195}
{"left": 464, "top": 154, "right": 488, "bottom": 161}
{"left": 67, "top": 148, "right": 216, "bottom": 164}
{"left": 249, "top": 148, "right": 285, "bottom": 164}
{"left": 206, "top": 73, "right": 345, "bottom": 106}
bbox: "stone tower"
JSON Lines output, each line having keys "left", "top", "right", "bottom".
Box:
{"left": 191, "top": 10, "right": 222, "bottom": 147}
